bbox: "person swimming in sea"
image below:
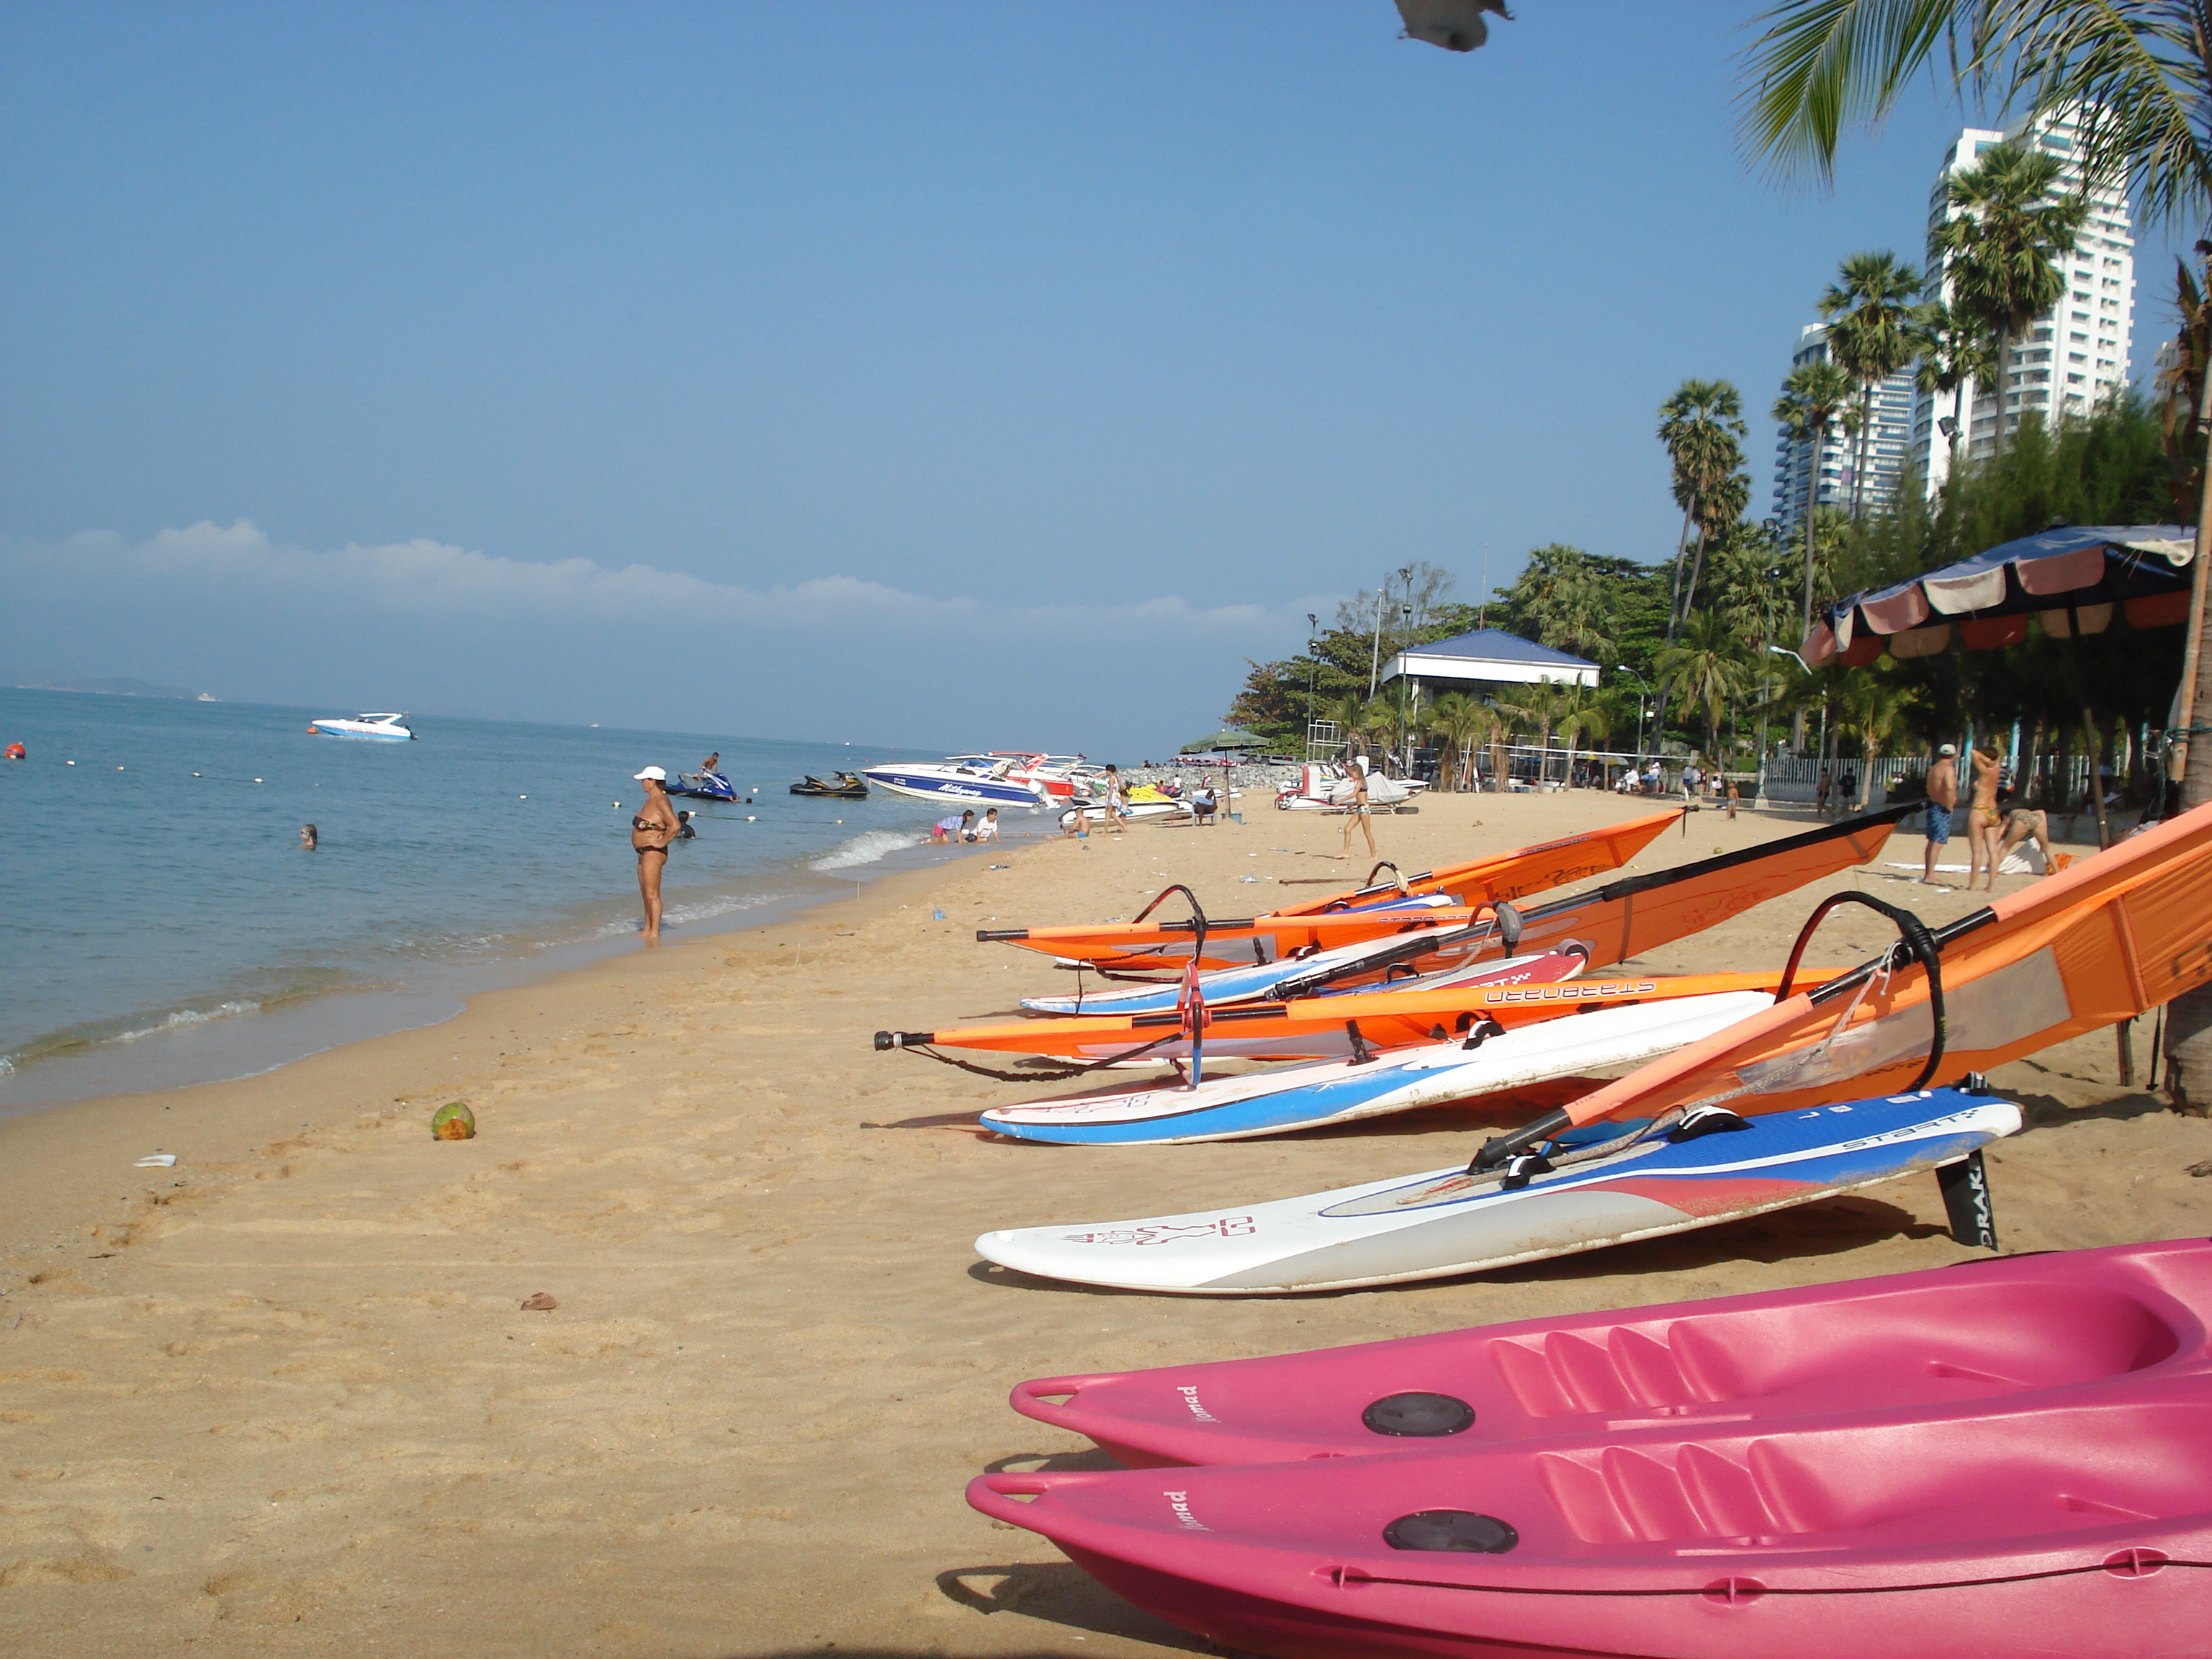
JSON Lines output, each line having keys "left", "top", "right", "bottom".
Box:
{"left": 300, "top": 824, "right": 318, "bottom": 850}
{"left": 629, "top": 766, "right": 681, "bottom": 940}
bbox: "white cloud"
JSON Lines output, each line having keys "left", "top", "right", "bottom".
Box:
{"left": 1, "top": 520, "right": 1326, "bottom": 644}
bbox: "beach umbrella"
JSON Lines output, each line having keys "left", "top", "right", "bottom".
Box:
{"left": 1395, "top": 0, "right": 1511, "bottom": 53}
{"left": 1179, "top": 729, "right": 1269, "bottom": 755}
{"left": 1799, "top": 523, "right": 2194, "bottom": 851}
{"left": 1802, "top": 525, "right": 2194, "bottom": 670}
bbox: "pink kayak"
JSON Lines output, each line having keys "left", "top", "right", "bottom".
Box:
{"left": 971, "top": 1241, "right": 2212, "bottom": 1659}
{"left": 1008, "top": 1238, "right": 2212, "bottom": 1467}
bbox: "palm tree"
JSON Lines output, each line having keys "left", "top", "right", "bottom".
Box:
{"left": 1553, "top": 685, "right": 1614, "bottom": 788}
{"left": 1317, "top": 691, "right": 1373, "bottom": 760}
{"left": 1493, "top": 679, "right": 1569, "bottom": 783}
{"left": 1424, "top": 692, "right": 1501, "bottom": 791}
{"left": 1908, "top": 298, "right": 2000, "bottom": 468}
{"left": 1832, "top": 668, "right": 1919, "bottom": 812}
{"left": 1819, "top": 251, "right": 1923, "bottom": 513}
{"left": 1930, "top": 142, "right": 2087, "bottom": 446}
{"left": 1737, "top": 0, "right": 2212, "bottom": 1096}
{"left": 1658, "top": 381, "right": 1749, "bottom": 637}
{"left": 1773, "top": 358, "right": 1858, "bottom": 633}
{"left": 1655, "top": 612, "right": 1748, "bottom": 760}
{"left": 1683, "top": 470, "right": 1750, "bottom": 621}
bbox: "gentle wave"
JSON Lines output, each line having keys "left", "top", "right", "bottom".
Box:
{"left": 809, "top": 828, "right": 922, "bottom": 871}
{"left": 584, "top": 888, "right": 787, "bottom": 940}
{"left": 109, "top": 999, "right": 264, "bottom": 1045}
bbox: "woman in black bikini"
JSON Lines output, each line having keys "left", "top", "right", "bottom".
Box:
{"left": 630, "top": 766, "right": 680, "bottom": 940}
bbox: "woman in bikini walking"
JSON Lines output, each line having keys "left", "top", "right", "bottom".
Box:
{"left": 630, "top": 765, "right": 681, "bottom": 940}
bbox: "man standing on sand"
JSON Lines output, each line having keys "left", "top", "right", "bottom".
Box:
{"left": 1922, "top": 743, "right": 1958, "bottom": 885}
{"left": 630, "top": 766, "right": 681, "bottom": 940}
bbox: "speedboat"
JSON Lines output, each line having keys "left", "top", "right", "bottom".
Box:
{"left": 667, "top": 769, "right": 740, "bottom": 801}
{"left": 791, "top": 771, "right": 868, "bottom": 799}
{"left": 861, "top": 754, "right": 1054, "bottom": 807}
{"left": 307, "top": 712, "right": 414, "bottom": 740}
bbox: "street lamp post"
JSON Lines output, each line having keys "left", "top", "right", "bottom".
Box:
{"left": 1617, "top": 663, "right": 1653, "bottom": 778}
{"left": 1396, "top": 602, "right": 1413, "bottom": 770}
{"left": 1303, "top": 611, "right": 1320, "bottom": 728}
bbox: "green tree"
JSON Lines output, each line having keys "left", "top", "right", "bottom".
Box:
{"left": 1820, "top": 251, "right": 1924, "bottom": 513}
{"left": 1832, "top": 665, "right": 1920, "bottom": 810}
{"left": 1655, "top": 611, "right": 1750, "bottom": 759}
{"left": 1929, "top": 141, "right": 2086, "bottom": 440}
{"left": 1740, "top": 0, "right": 2212, "bottom": 1101}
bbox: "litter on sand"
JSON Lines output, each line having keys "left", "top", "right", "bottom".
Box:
{"left": 134, "top": 1154, "right": 176, "bottom": 1168}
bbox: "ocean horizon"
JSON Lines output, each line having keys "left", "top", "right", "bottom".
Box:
{"left": 0, "top": 687, "right": 1030, "bottom": 1110}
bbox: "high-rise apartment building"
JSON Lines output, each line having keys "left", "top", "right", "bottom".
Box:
{"left": 1910, "top": 107, "right": 2136, "bottom": 491}
{"left": 1770, "top": 323, "right": 1917, "bottom": 533}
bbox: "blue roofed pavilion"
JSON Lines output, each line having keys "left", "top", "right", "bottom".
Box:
{"left": 1380, "top": 627, "right": 1600, "bottom": 692}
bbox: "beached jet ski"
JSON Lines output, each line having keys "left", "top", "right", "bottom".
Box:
{"left": 791, "top": 771, "right": 869, "bottom": 799}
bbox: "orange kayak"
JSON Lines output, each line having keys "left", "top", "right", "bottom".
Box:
{"left": 978, "top": 807, "right": 1683, "bottom": 969}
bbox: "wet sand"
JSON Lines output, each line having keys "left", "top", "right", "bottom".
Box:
{"left": 4, "top": 791, "right": 2208, "bottom": 1658}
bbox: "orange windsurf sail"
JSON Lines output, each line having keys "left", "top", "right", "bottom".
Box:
{"left": 881, "top": 809, "right": 1906, "bottom": 1061}
{"left": 1540, "top": 800, "right": 2212, "bottom": 1132}
{"left": 979, "top": 806, "right": 1683, "bottom": 968}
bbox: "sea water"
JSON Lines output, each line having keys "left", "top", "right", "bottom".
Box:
{"left": 0, "top": 688, "right": 1012, "bottom": 1107}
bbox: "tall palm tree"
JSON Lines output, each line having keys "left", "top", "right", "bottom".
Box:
{"left": 1930, "top": 141, "right": 2087, "bottom": 446}
{"left": 1908, "top": 297, "right": 2000, "bottom": 468}
{"left": 1773, "top": 358, "right": 1858, "bottom": 633}
{"left": 1658, "top": 380, "right": 1749, "bottom": 638}
{"left": 1683, "top": 469, "right": 1751, "bottom": 622}
{"left": 1737, "top": 0, "right": 2212, "bottom": 1096}
{"left": 1819, "top": 251, "right": 1924, "bottom": 513}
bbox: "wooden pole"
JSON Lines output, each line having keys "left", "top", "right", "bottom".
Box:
{"left": 2169, "top": 369, "right": 2212, "bottom": 789}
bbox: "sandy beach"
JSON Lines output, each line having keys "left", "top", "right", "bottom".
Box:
{"left": 5, "top": 791, "right": 2208, "bottom": 1658}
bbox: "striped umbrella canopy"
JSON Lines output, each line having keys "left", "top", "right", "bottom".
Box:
{"left": 1802, "top": 525, "right": 2195, "bottom": 668}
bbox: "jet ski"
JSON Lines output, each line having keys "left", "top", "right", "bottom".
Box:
{"left": 667, "top": 769, "right": 741, "bottom": 801}
{"left": 791, "top": 771, "right": 869, "bottom": 799}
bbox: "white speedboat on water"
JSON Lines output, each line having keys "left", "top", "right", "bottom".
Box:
{"left": 861, "top": 752, "right": 1071, "bottom": 807}
{"left": 307, "top": 711, "right": 415, "bottom": 741}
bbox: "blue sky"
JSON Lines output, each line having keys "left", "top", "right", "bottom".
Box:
{"left": 0, "top": 1, "right": 2182, "bottom": 755}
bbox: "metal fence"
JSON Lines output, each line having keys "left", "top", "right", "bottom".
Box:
{"left": 1755, "top": 753, "right": 2096, "bottom": 811}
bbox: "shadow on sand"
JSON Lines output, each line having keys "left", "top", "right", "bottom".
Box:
{"left": 932, "top": 1561, "right": 1210, "bottom": 1654}
{"left": 965, "top": 1192, "right": 1948, "bottom": 1300}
